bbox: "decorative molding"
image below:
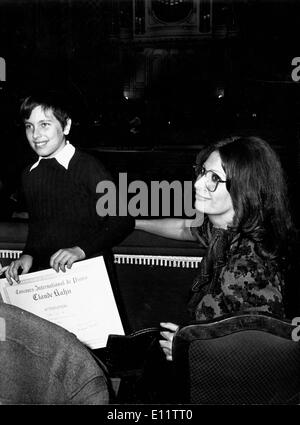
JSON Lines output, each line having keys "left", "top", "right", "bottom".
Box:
{"left": 0, "top": 250, "right": 203, "bottom": 269}
{"left": 0, "top": 249, "right": 22, "bottom": 259}
{"left": 114, "top": 253, "right": 202, "bottom": 268}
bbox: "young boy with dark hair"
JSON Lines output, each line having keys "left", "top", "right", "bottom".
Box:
{"left": 6, "top": 91, "right": 133, "bottom": 283}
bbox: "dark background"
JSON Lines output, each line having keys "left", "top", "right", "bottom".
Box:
{"left": 0, "top": 0, "right": 300, "bottom": 221}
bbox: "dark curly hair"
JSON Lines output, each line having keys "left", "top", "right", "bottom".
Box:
{"left": 195, "top": 136, "right": 294, "bottom": 258}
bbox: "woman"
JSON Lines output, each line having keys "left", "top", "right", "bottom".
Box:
{"left": 136, "top": 136, "right": 295, "bottom": 361}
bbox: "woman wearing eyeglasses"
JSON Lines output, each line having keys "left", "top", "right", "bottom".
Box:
{"left": 135, "top": 136, "right": 295, "bottom": 361}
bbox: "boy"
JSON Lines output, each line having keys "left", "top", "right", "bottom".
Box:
{"left": 6, "top": 91, "right": 133, "bottom": 283}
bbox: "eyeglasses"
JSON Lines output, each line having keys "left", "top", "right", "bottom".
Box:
{"left": 193, "top": 165, "right": 227, "bottom": 192}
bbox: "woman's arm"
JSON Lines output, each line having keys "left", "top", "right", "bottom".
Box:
{"left": 135, "top": 218, "right": 197, "bottom": 241}
{"left": 159, "top": 322, "right": 179, "bottom": 361}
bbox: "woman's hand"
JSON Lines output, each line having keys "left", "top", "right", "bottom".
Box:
{"left": 5, "top": 254, "right": 33, "bottom": 285}
{"left": 50, "top": 247, "right": 86, "bottom": 273}
{"left": 135, "top": 219, "right": 197, "bottom": 241}
{"left": 159, "top": 322, "right": 179, "bottom": 361}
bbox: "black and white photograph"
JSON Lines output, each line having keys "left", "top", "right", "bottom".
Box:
{"left": 0, "top": 0, "right": 300, "bottom": 413}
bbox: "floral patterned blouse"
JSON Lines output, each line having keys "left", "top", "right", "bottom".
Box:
{"left": 188, "top": 217, "right": 285, "bottom": 321}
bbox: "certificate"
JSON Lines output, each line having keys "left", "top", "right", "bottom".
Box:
{"left": 0, "top": 256, "right": 125, "bottom": 349}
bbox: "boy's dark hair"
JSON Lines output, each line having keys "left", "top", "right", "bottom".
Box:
{"left": 20, "top": 91, "right": 71, "bottom": 129}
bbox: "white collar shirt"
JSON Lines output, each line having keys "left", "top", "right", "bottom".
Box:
{"left": 29, "top": 141, "right": 76, "bottom": 172}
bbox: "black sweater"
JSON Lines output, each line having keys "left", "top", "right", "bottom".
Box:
{"left": 22, "top": 149, "right": 134, "bottom": 270}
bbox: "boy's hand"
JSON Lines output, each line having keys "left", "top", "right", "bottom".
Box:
{"left": 5, "top": 255, "right": 33, "bottom": 285}
{"left": 50, "top": 247, "right": 86, "bottom": 273}
{"left": 159, "top": 322, "right": 179, "bottom": 362}
{"left": 0, "top": 262, "right": 8, "bottom": 276}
